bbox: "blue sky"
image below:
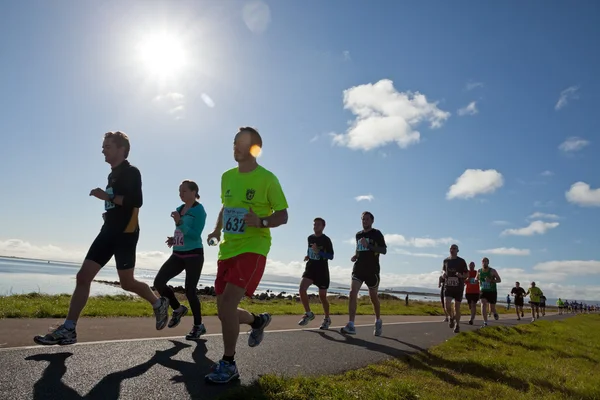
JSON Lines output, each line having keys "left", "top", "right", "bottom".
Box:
{"left": 1, "top": 0, "right": 599, "bottom": 300}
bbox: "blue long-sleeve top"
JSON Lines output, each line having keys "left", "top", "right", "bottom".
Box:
{"left": 173, "top": 202, "right": 207, "bottom": 252}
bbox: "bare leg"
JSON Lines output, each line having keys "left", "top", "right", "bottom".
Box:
{"left": 118, "top": 268, "right": 159, "bottom": 304}
{"left": 368, "top": 287, "right": 381, "bottom": 320}
{"left": 298, "top": 278, "right": 312, "bottom": 314}
{"left": 318, "top": 289, "right": 330, "bottom": 318}
{"left": 217, "top": 284, "right": 253, "bottom": 358}
{"left": 66, "top": 260, "right": 102, "bottom": 322}
{"left": 481, "top": 299, "right": 489, "bottom": 323}
{"left": 348, "top": 280, "right": 362, "bottom": 323}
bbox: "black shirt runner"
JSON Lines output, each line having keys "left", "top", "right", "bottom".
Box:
{"left": 302, "top": 233, "right": 334, "bottom": 289}
{"left": 352, "top": 229, "right": 386, "bottom": 288}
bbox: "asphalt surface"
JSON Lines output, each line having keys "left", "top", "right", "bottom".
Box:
{"left": 0, "top": 313, "right": 567, "bottom": 400}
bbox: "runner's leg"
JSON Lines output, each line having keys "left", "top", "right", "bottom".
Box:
{"left": 298, "top": 277, "right": 313, "bottom": 314}
{"left": 368, "top": 287, "right": 381, "bottom": 320}
{"left": 66, "top": 260, "right": 102, "bottom": 322}
{"left": 153, "top": 255, "right": 185, "bottom": 310}
{"left": 183, "top": 254, "right": 204, "bottom": 325}
{"left": 481, "top": 298, "right": 489, "bottom": 325}
{"left": 318, "top": 288, "right": 330, "bottom": 318}
{"left": 348, "top": 279, "right": 362, "bottom": 323}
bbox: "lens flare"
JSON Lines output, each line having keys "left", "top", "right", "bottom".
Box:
{"left": 250, "top": 144, "right": 262, "bottom": 158}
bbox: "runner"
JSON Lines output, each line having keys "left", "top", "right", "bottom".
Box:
{"left": 476, "top": 257, "right": 501, "bottom": 327}
{"left": 204, "top": 127, "right": 289, "bottom": 384}
{"left": 153, "top": 180, "right": 207, "bottom": 340}
{"left": 557, "top": 298, "right": 564, "bottom": 315}
{"left": 340, "top": 211, "right": 387, "bottom": 336}
{"left": 438, "top": 274, "right": 449, "bottom": 322}
{"left": 442, "top": 244, "right": 468, "bottom": 333}
{"left": 540, "top": 294, "right": 547, "bottom": 316}
{"left": 506, "top": 294, "right": 511, "bottom": 310}
{"left": 297, "top": 217, "right": 334, "bottom": 329}
{"left": 510, "top": 282, "right": 526, "bottom": 320}
{"left": 33, "top": 131, "right": 169, "bottom": 345}
{"left": 464, "top": 261, "right": 480, "bottom": 325}
{"left": 525, "top": 281, "right": 543, "bottom": 322}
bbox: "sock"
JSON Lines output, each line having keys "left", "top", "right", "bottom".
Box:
{"left": 250, "top": 313, "right": 263, "bottom": 329}
{"left": 152, "top": 298, "right": 162, "bottom": 309}
{"left": 348, "top": 321, "right": 354, "bottom": 327}
{"left": 223, "top": 354, "right": 235, "bottom": 364}
{"left": 175, "top": 305, "right": 186, "bottom": 313}
{"left": 64, "top": 320, "right": 76, "bottom": 330}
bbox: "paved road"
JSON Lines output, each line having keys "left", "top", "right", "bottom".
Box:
{"left": 0, "top": 313, "right": 567, "bottom": 400}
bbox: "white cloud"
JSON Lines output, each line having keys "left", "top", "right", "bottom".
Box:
{"left": 559, "top": 137, "right": 590, "bottom": 152}
{"left": 533, "top": 260, "right": 600, "bottom": 275}
{"left": 354, "top": 194, "right": 374, "bottom": 202}
{"left": 342, "top": 50, "right": 351, "bottom": 61}
{"left": 309, "top": 135, "right": 319, "bottom": 143}
{"left": 555, "top": 85, "right": 579, "bottom": 110}
{"left": 478, "top": 247, "right": 531, "bottom": 256}
{"left": 446, "top": 169, "right": 504, "bottom": 200}
{"left": 331, "top": 79, "right": 450, "bottom": 151}
{"left": 540, "top": 170, "right": 554, "bottom": 177}
{"left": 565, "top": 182, "right": 600, "bottom": 207}
{"left": 527, "top": 212, "right": 560, "bottom": 220}
{"left": 384, "top": 234, "right": 457, "bottom": 248}
{"left": 492, "top": 220, "right": 510, "bottom": 226}
{"left": 465, "top": 81, "right": 483, "bottom": 91}
{"left": 201, "top": 93, "right": 215, "bottom": 108}
{"left": 242, "top": 0, "right": 271, "bottom": 34}
{"left": 457, "top": 101, "right": 478, "bottom": 116}
{"left": 392, "top": 249, "right": 442, "bottom": 258}
{"left": 501, "top": 220, "right": 559, "bottom": 236}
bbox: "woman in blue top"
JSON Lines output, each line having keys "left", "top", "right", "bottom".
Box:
{"left": 154, "top": 180, "right": 207, "bottom": 340}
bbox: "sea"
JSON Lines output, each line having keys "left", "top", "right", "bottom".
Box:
{"left": 0, "top": 257, "right": 439, "bottom": 301}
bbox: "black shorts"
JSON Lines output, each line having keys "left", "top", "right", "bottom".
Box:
{"left": 480, "top": 291, "right": 497, "bottom": 304}
{"left": 514, "top": 297, "right": 524, "bottom": 307}
{"left": 352, "top": 270, "right": 380, "bottom": 289}
{"left": 444, "top": 287, "right": 464, "bottom": 302}
{"left": 85, "top": 230, "right": 139, "bottom": 270}
{"left": 540, "top": 302, "right": 546, "bottom": 307}
{"left": 302, "top": 267, "right": 330, "bottom": 290}
{"left": 530, "top": 301, "right": 540, "bottom": 307}
{"left": 466, "top": 293, "right": 480, "bottom": 304}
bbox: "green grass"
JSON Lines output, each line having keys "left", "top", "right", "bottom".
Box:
{"left": 219, "top": 315, "right": 600, "bottom": 400}
{"left": 0, "top": 292, "right": 520, "bottom": 318}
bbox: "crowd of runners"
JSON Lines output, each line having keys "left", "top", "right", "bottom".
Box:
{"left": 31, "top": 128, "right": 597, "bottom": 385}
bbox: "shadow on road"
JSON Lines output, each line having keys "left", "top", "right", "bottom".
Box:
{"left": 25, "top": 340, "right": 239, "bottom": 400}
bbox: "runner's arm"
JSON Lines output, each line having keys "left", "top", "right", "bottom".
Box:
{"left": 492, "top": 269, "right": 502, "bottom": 283}
{"left": 262, "top": 209, "right": 288, "bottom": 228}
{"left": 112, "top": 167, "right": 143, "bottom": 208}
{"left": 319, "top": 237, "right": 334, "bottom": 260}
{"left": 264, "top": 177, "right": 289, "bottom": 228}
{"left": 179, "top": 205, "right": 206, "bottom": 237}
{"left": 368, "top": 231, "right": 387, "bottom": 254}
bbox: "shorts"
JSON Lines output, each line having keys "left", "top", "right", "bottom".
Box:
{"left": 540, "top": 302, "right": 546, "bottom": 307}
{"left": 352, "top": 270, "right": 380, "bottom": 289}
{"left": 302, "top": 266, "right": 330, "bottom": 290}
{"left": 85, "top": 231, "right": 139, "bottom": 270}
{"left": 215, "top": 252, "right": 266, "bottom": 297}
{"left": 466, "top": 293, "right": 480, "bottom": 305}
{"left": 514, "top": 297, "right": 524, "bottom": 307}
{"left": 480, "top": 291, "right": 497, "bottom": 304}
{"left": 444, "top": 287, "right": 464, "bottom": 302}
{"left": 530, "top": 301, "right": 540, "bottom": 307}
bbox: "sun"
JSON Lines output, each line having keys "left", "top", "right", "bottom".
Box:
{"left": 138, "top": 33, "right": 186, "bottom": 78}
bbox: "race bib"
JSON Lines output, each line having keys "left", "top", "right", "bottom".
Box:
{"left": 308, "top": 247, "right": 320, "bottom": 260}
{"left": 104, "top": 187, "right": 115, "bottom": 211}
{"left": 481, "top": 282, "right": 491, "bottom": 290}
{"left": 446, "top": 277, "right": 459, "bottom": 287}
{"left": 173, "top": 229, "right": 184, "bottom": 247}
{"left": 356, "top": 239, "right": 369, "bottom": 252}
{"left": 223, "top": 207, "right": 247, "bottom": 234}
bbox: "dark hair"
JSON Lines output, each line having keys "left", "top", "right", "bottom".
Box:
{"left": 314, "top": 217, "right": 326, "bottom": 226}
{"left": 362, "top": 211, "right": 374, "bottom": 220}
{"left": 182, "top": 180, "right": 200, "bottom": 199}
{"left": 104, "top": 131, "right": 131, "bottom": 158}
{"left": 238, "top": 126, "right": 263, "bottom": 148}
{"left": 482, "top": 257, "right": 489, "bottom": 263}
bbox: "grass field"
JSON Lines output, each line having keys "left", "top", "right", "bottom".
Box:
{"left": 219, "top": 314, "right": 600, "bottom": 400}
{"left": 0, "top": 292, "right": 521, "bottom": 318}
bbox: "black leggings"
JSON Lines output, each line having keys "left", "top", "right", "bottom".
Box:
{"left": 154, "top": 250, "right": 204, "bottom": 325}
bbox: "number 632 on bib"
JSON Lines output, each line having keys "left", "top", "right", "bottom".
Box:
{"left": 223, "top": 207, "right": 247, "bottom": 234}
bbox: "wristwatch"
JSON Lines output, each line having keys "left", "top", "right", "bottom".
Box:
{"left": 261, "top": 218, "right": 269, "bottom": 227}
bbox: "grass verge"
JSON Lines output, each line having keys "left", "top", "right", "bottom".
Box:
{"left": 219, "top": 315, "right": 600, "bottom": 400}
{"left": 0, "top": 292, "right": 520, "bottom": 318}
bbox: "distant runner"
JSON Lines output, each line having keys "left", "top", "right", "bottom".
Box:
{"left": 476, "top": 257, "right": 501, "bottom": 327}
{"left": 33, "top": 131, "right": 169, "bottom": 345}
{"left": 153, "top": 180, "right": 207, "bottom": 340}
{"left": 506, "top": 294, "right": 511, "bottom": 310}
{"left": 557, "top": 298, "right": 564, "bottom": 315}
{"left": 204, "top": 127, "right": 289, "bottom": 384}
{"left": 442, "top": 244, "right": 468, "bottom": 333}
{"left": 511, "top": 282, "right": 526, "bottom": 320}
{"left": 341, "top": 212, "right": 387, "bottom": 336}
{"left": 464, "top": 261, "right": 480, "bottom": 325}
{"left": 297, "top": 217, "right": 334, "bottom": 330}
{"left": 438, "top": 274, "right": 449, "bottom": 322}
{"left": 526, "top": 281, "right": 543, "bottom": 322}
{"left": 540, "top": 294, "right": 547, "bottom": 316}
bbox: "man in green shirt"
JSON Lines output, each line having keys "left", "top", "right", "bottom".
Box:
{"left": 526, "top": 281, "right": 544, "bottom": 322}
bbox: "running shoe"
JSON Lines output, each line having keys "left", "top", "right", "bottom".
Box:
{"left": 248, "top": 313, "right": 271, "bottom": 347}
{"left": 374, "top": 319, "right": 383, "bottom": 336}
{"left": 205, "top": 360, "right": 239, "bottom": 384}
{"left": 33, "top": 324, "right": 77, "bottom": 346}
{"left": 319, "top": 317, "right": 331, "bottom": 330}
{"left": 168, "top": 305, "right": 188, "bottom": 328}
{"left": 340, "top": 322, "right": 356, "bottom": 335}
{"left": 298, "top": 311, "right": 315, "bottom": 326}
{"left": 185, "top": 324, "right": 207, "bottom": 340}
{"left": 154, "top": 297, "right": 170, "bottom": 330}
